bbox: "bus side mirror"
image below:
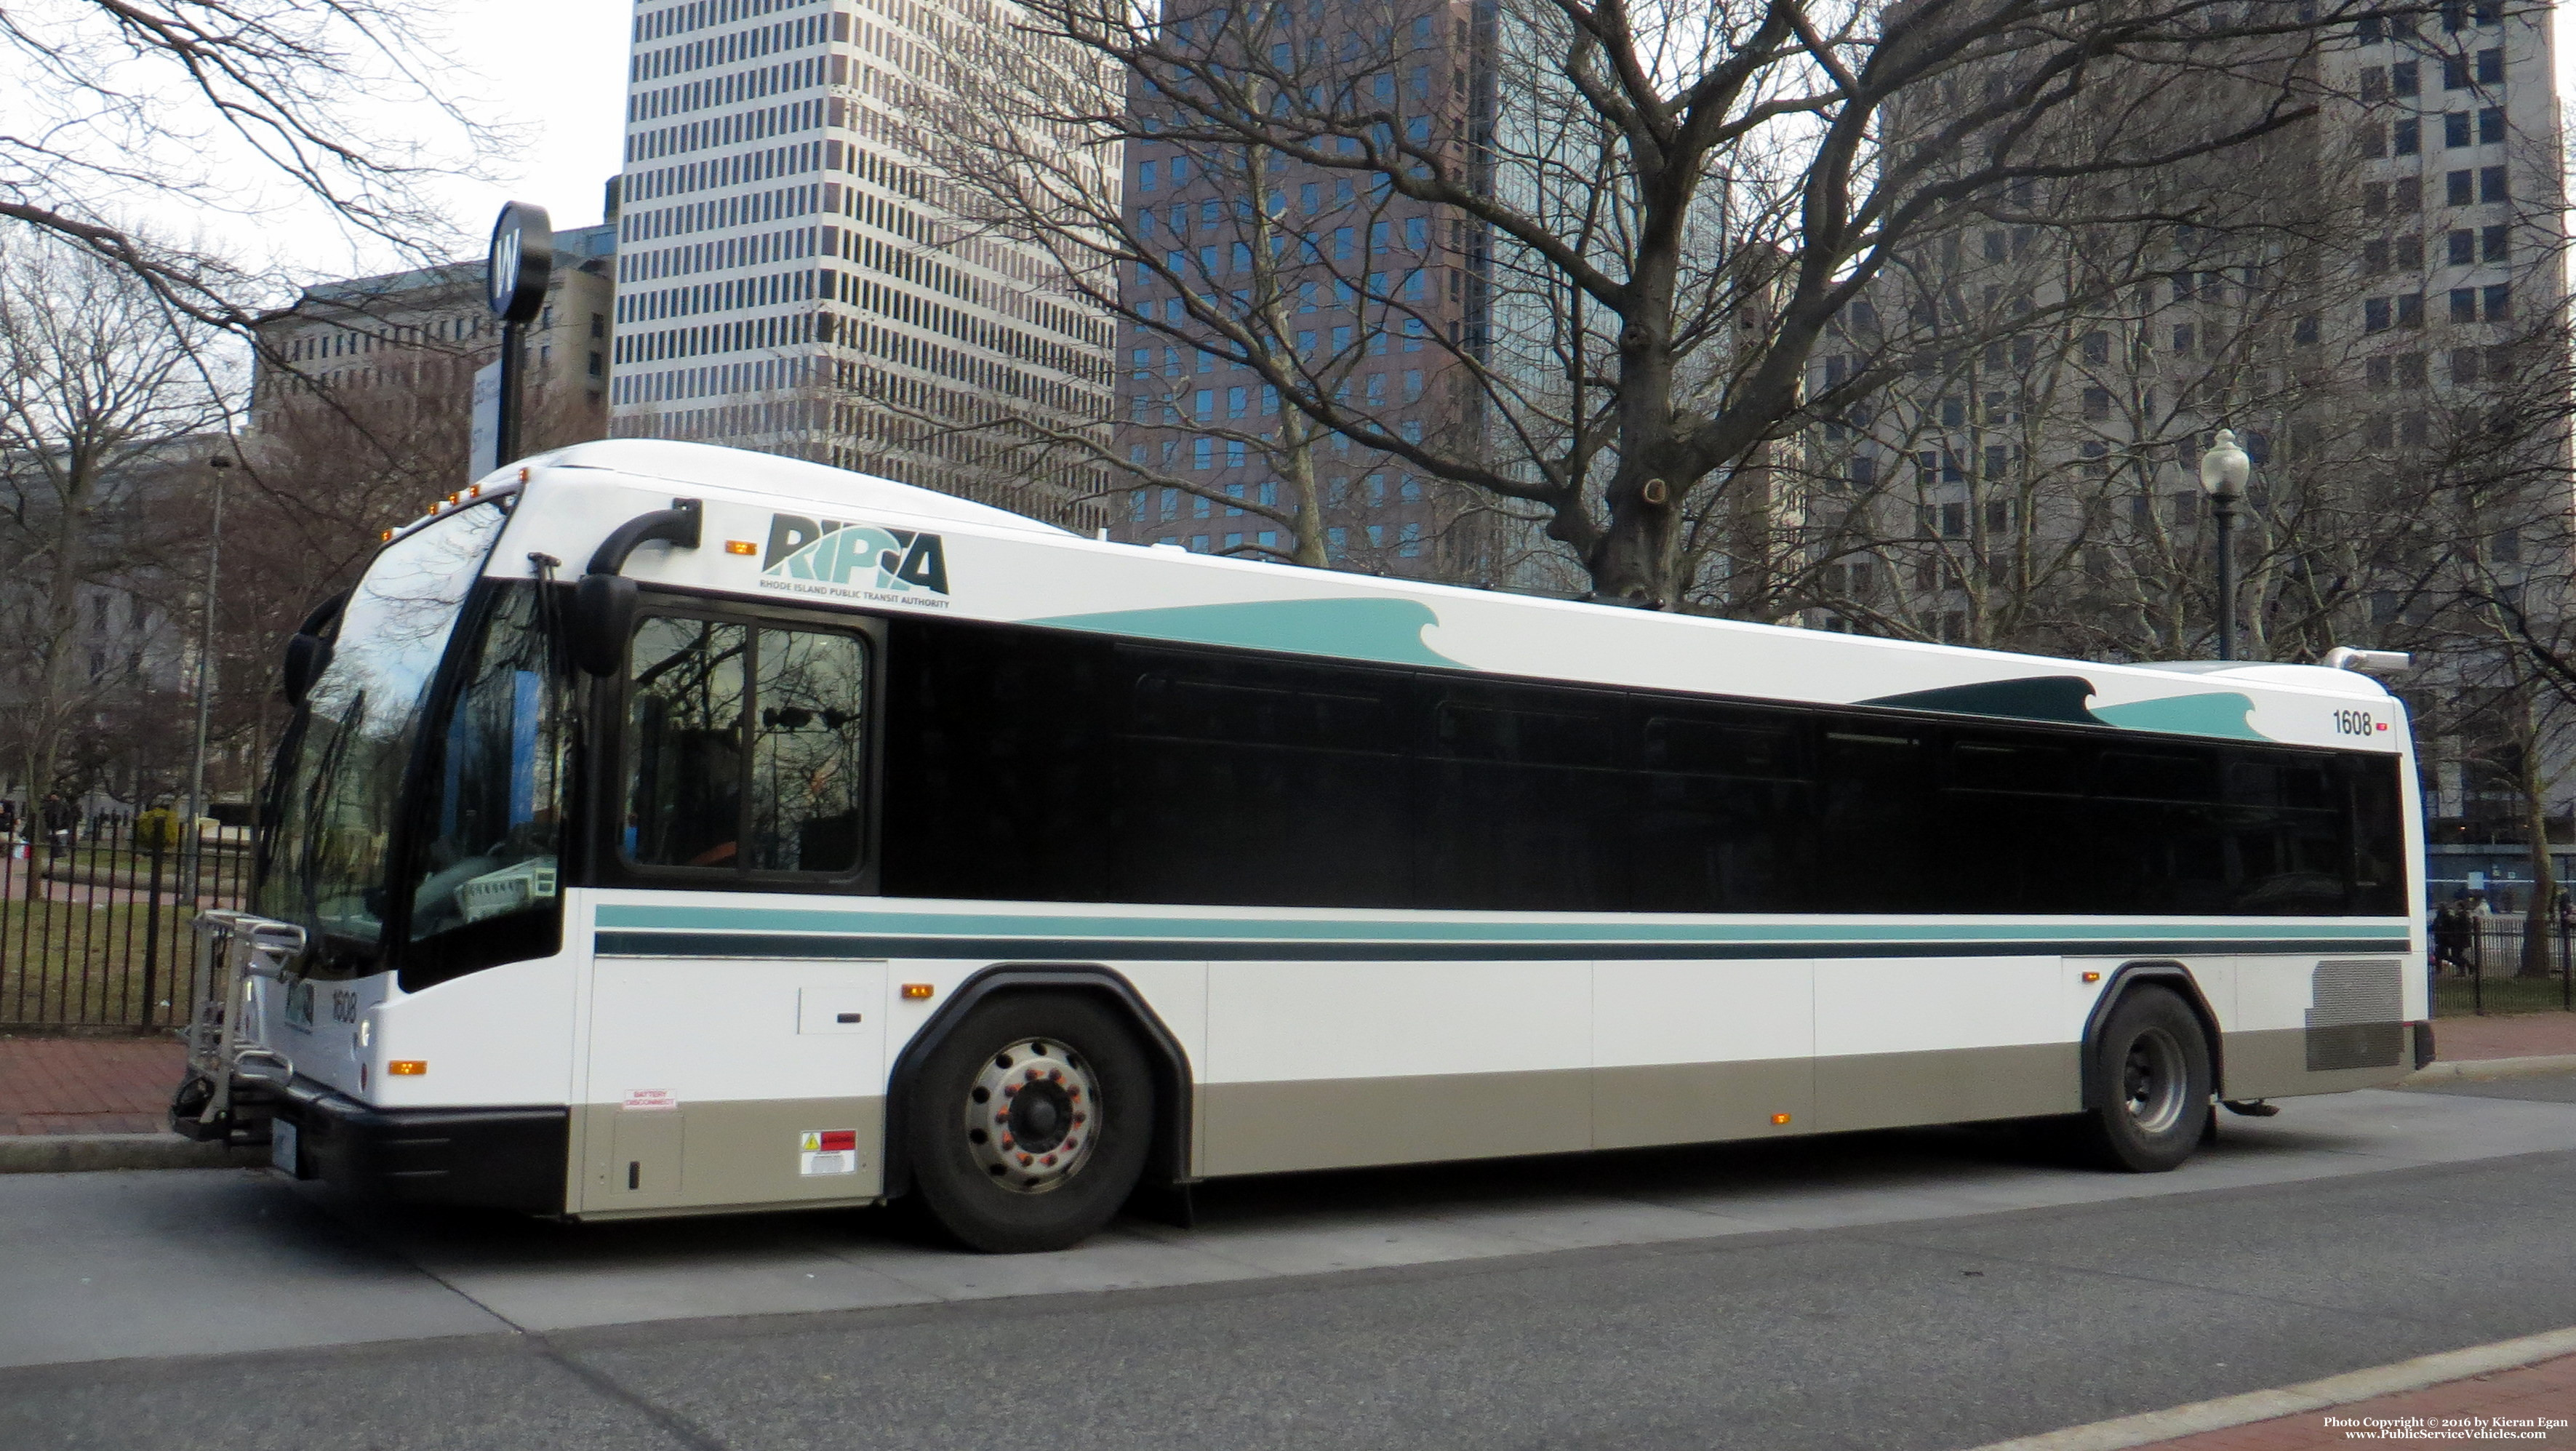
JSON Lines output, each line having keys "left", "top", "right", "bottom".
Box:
{"left": 572, "top": 574, "right": 636, "bottom": 676}
{"left": 281, "top": 633, "right": 332, "bottom": 707}
{"left": 279, "top": 588, "right": 348, "bottom": 707}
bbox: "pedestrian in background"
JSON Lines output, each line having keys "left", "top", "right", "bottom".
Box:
{"left": 40, "top": 793, "right": 75, "bottom": 859}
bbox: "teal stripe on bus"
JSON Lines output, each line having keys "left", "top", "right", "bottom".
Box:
{"left": 591, "top": 903, "right": 2408, "bottom": 948}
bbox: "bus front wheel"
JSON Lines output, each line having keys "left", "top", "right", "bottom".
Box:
{"left": 905, "top": 992, "right": 1156, "bottom": 1253}
{"left": 2077, "top": 986, "right": 2213, "bottom": 1173}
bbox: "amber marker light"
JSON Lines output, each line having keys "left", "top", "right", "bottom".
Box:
{"left": 2082, "top": 971, "right": 2103, "bottom": 983}
{"left": 380, "top": 529, "right": 394, "bottom": 541}
{"left": 727, "top": 540, "right": 758, "bottom": 556}
{"left": 902, "top": 983, "right": 935, "bottom": 1000}
{"left": 388, "top": 1060, "right": 428, "bottom": 1076}
{"left": 1771, "top": 1113, "right": 1792, "bottom": 1125}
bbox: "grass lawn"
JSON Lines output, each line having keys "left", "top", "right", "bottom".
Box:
{"left": 0, "top": 902, "right": 212, "bottom": 1028}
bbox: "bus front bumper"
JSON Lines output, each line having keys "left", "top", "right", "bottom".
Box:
{"left": 273, "top": 1076, "right": 568, "bottom": 1216}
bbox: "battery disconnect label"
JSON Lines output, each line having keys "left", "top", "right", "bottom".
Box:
{"left": 799, "top": 1129, "right": 860, "bottom": 1175}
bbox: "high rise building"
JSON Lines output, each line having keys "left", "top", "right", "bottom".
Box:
{"left": 249, "top": 218, "right": 620, "bottom": 475}
{"left": 1106, "top": 0, "right": 1508, "bottom": 577}
{"left": 610, "top": 0, "right": 1117, "bottom": 529}
{"left": 1793, "top": 7, "right": 2569, "bottom": 871}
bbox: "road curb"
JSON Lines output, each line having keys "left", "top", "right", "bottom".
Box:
{"left": 2399, "top": 1052, "right": 2576, "bottom": 1084}
{"left": 0, "top": 1133, "right": 262, "bottom": 1174}
{"left": 1964, "top": 1324, "right": 2576, "bottom": 1451}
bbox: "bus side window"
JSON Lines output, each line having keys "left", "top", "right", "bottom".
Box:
{"left": 626, "top": 618, "right": 749, "bottom": 868}
{"left": 750, "top": 628, "right": 867, "bottom": 873}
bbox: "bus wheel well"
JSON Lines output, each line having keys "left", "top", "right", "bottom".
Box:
{"left": 882, "top": 966, "right": 1194, "bottom": 1205}
{"left": 2080, "top": 963, "right": 2224, "bottom": 1111}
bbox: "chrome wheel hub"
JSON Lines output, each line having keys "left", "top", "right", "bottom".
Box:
{"left": 2121, "top": 1026, "right": 2188, "bottom": 1135}
{"left": 964, "top": 1039, "right": 1098, "bottom": 1194}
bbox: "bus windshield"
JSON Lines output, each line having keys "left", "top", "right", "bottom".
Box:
{"left": 258, "top": 503, "right": 508, "bottom": 969}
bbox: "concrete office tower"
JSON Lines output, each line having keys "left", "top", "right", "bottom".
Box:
{"left": 1107, "top": 0, "right": 1510, "bottom": 579}
{"left": 611, "top": 0, "right": 1117, "bottom": 528}
{"left": 251, "top": 219, "right": 620, "bottom": 475}
{"left": 1793, "top": 4, "right": 2566, "bottom": 650}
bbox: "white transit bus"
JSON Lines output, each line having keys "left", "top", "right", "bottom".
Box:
{"left": 177, "top": 439, "right": 2426, "bottom": 1252}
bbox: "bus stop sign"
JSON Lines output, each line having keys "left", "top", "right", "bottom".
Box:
{"left": 487, "top": 201, "right": 554, "bottom": 325}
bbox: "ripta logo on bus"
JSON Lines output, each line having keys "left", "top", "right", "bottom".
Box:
{"left": 759, "top": 515, "right": 951, "bottom": 601}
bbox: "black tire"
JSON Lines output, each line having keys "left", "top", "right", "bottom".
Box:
{"left": 2076, "top": 986, "right": 2214, "bottom": 1172}
{"left": 903, "top": 992, "right": 1156, "bottom": 1253}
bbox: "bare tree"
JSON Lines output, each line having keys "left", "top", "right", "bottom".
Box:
{"left": 1, "top": 0, "right": 507, "bottom": 325}
{"left": 0, "top": 237, "right": 228, "bottom": 805}
{"left": 927, "top": 0, "right": 2350, "bottom": 600}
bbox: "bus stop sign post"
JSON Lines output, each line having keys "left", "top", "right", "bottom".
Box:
{"left": 485, "top": 201, "right": 555, "bottom": 469}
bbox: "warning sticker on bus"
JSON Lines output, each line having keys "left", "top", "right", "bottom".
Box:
{"left": 799, "top": 1128, "right": 860, "bottom": 1176}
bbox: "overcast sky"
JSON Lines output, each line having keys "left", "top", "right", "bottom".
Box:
{"left": 420, "top": 0, "right": 634, "bottom": 259}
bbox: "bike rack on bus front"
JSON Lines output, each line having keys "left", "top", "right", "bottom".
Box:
{"left": 175, "top": 909, "right": 307, "bottom": 1141}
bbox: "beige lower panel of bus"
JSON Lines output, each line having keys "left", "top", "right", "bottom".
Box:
{"left": 1197, "top": 1044, "right": 2083, "bottom": 1179}
{"left": 2222, "top": 1026, "right": 2415, "bottom": 1100}
{"left": 1810, "top": 1043, "right": 2082, "bottom": 1133}
{"left": 571, "top": 1096, "right": 885, "bottom": 1217}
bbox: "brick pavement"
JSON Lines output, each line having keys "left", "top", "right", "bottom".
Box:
{"left": 2430, "top": 1011, "right": 2576, "bottom": 1063}
{"left": 0, "top": 1035, "right": 184, "bottom": 1135}
{"left": 2132, "top": 1351, "right": 2576, "bottom": 1448}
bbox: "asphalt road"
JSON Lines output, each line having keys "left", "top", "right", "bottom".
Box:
{"left": 4, "top": 1078, "right": 2574, "bottom": 1451}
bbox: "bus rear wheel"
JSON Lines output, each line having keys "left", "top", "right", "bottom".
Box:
{"left": 2077, "top": 986, "right": 2212, "bottom": 1173}
{"left": 904, "top": 992, "right": 1155, "bottom": 1253}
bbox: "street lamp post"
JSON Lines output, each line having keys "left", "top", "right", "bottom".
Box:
{"left": 182, "top": 452, "right": 230, "bottom": 906}
{"left": 2198, "top": 428, "right": 2252, "bottom": 661}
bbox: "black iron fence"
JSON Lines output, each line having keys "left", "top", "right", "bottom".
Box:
{"left": 2431, "top": 919, "right": 2576, "bottom": 1018}
{"left": 1, "top": 815, "right": 247, "bottom": 1032}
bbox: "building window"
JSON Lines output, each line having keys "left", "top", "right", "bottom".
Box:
{"left": 2365, "top": 298, "right": 2391, "bottom": 332}
{"left": 2081, "top": 386, "right": 2111, "bottom": 420}
{"left": 2396, "top": 353, "right": 2427, "bottom": 388}
{"left": 1138, "top": 160, "right": 1156, "bottom": 191}
{"left": 2443, "top": 54, "right": 2470, "bottom": 89}
{"left": 2475, "top": 48, "right": 2502, "bottom": 84}
{"left": 2393, "top": 60, "right": 2420, "bottom": 95}
{"left": 1193, "top": 438, "right": 1213, "bottom": 471}
{"left": 2479, "top": 166, "right": 2507, "bottom": 204}
{"left": 2483, "top": 282, "right": 2511, "bottom": 320}
{"left": 2392, "top": 118, "right": 2420, "bottom": 155}
{"left": 2398, "top": 292, "right": 2423, "bottom": 327}
{"left": 2448, "top": 228, "right": 2475, "bottom": 265}
{"left": 2449, "top": 287, "right": 2478, "bottom": 324}
{"left": 2447, "top": 169, "right": 2474, "bottom": 206}
{"left": 2481, "top": 224, "right": 2509, "bottom": 262}
{"left": 2478, "top": 107, "right": 2504, "bottom": 144}
{"left": 2444, "top": 112, "right": 2471, "bottom": 148}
